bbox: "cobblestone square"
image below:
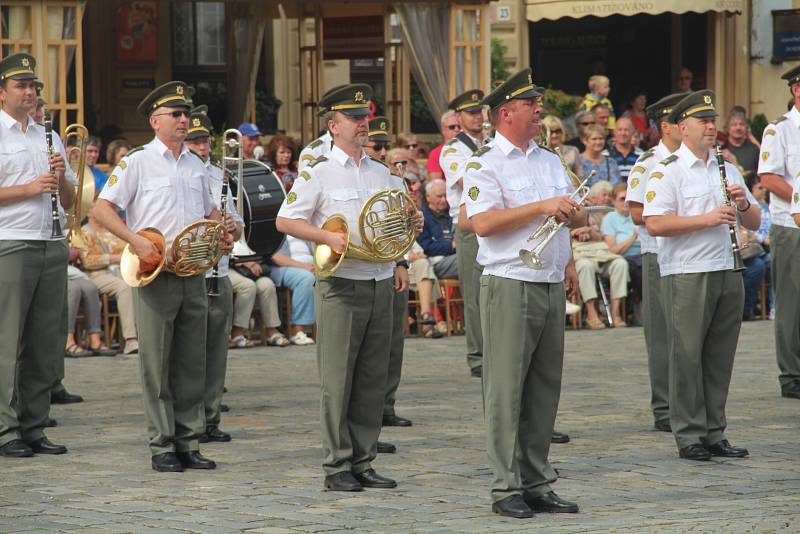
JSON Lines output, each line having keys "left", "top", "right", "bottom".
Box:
{"left": 1, "top": 321, "right": 798, "bottom": 533}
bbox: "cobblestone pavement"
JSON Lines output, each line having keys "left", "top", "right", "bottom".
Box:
{"left": 1, "top": 321, "right": 799, "bottom": 533}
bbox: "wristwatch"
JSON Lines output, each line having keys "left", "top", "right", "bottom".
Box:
{"left": 396, "top": 260, "right": 409, "bottom": 269}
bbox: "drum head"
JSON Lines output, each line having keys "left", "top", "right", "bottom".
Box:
{"left": 226, "top": 159, "right": 287, "bottom": 258}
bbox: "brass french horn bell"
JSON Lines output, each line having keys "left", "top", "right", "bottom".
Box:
{"left": 120, "top": 227, "right": 167, "bottom": 287}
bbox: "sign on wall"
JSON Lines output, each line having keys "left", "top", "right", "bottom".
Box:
{"left": 116, "top": 1, "right": 159, "bottom": 63}
{"left": 772, "top": 9, "right": 800, "bottom": 61}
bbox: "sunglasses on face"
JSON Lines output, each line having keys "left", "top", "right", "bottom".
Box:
{"left": 446, "top": 124, "right": 461, "bottom": 130}
{"left": 369, "top": 143, "right": 390, "bottom": 151}
{"left": 550, "top": 128, "right": 563, "bottom": 134}
{"left": 154, "top": 109, "right": 190, "bottom": 119}
{"left": 578, "top": 121, "right": 595, "bottom": 126}
{"left": 405, "top": 144, "right": 418, "bottom": 149}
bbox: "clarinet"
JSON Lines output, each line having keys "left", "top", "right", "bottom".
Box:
{"left": 714, "top": 144, "right": 745, "bottom": 272}
{"left": 206, "top": 163, "right": 230, "bottom": 297}
{"left": 44, "top": 112, "right": 63, "bottom": 238}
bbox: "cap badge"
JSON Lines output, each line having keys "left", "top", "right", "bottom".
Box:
{"left": 471, "top": 92, "right": 479, "bottom": 101}
{"left": 21, "top": 58, "right": 30, "bottom": 67}
{"left": 527, "top": 73, "right": 532, "bottom": 85}
{"left": 176, "top": 85, "right": 184, "bottom": 95}
{"left": 192, "top": 118, "right": 200, "bottom": 127}
{"left": 380, "top": 121, "right": 386, "bottom": 130}
{"left": 703, "top": 95, "right": 712, "bottom": 105}
{"left": 354, "top": 91, "right": 364, "bottom": 103}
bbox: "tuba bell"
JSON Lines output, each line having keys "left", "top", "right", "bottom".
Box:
{"left": 314, "top": 189, "right": 420, "bottom": 277}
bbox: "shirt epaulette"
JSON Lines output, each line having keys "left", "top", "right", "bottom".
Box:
{"left": 308, "top": 155, "right": 328, "bottom": 168}
{"left": 308, "top": 138, "right": 324, "bottom": 149}
{"left": 370, "top": 156, "right": 387, "bottom": 168}
{"left": 473, "top": 145, "right": 492, "bottom": 157}
{"left": 123, "top": 146, "right": 145, "bottom": 159}
{"left": 209, "top": 160, "right": 223, "bottom": 170}
{"left": 537, "top": 144, "right": 556, "bottom": 155}
{"left": 660, "top": 154, "right": 678, "bottom": 166}
{"left": 187, "top": 149, "right": 204, "bottom": 161}
{"left": 639, "top": 149, "right": 654, "bottom": 162}
{"left": 773, "top": 116, "right": 788, "bottom": 125}
{"left": 446, "top": 138, "right": 459, "bottom": 146}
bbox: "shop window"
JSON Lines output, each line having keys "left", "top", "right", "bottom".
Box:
{"left": 172, "top": 1, "right": 225, "bottom": 68}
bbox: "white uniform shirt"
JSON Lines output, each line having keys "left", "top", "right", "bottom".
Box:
{"left": 464, "top": 132, "right": 573, "bottom": 283}
{"left": 98, "top": 137, "right": 217, "bottom": 252}
{"left": 441, "top": 132, "right": 485, "bottom": 222}
{"left": 278, "top": 144, "right": 403, "bottom": 281}
{"left": 758, "top": 105, "right": 800, "bottom": 229}
{"left": 298, "top": 131, "right": 332, "bottom": 171}
{"left": 0, "top": 110, "right": 76, "bottom": 240}
{"left": 626, "top": 141, "right": 672, "bottom": 254}
{"left": 205, "top": 160, "right": 243, "bottom": 278}
{"left": 643, "top": 143, "right": 756, "bottom": 276}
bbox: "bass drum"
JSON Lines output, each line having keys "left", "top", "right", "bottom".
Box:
{"left": 226, "top": 159, "right": 286, "bottom": 258}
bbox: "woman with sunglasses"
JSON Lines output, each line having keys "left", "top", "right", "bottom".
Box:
{"left": 542, "top": 115, "right": 582, "bottom": 176}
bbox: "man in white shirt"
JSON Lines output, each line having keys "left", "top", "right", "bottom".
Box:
{"left": 0, "top": 53, "right": 75, "bottom": 458}
{"left": 626, "top": 91, "right": 686, "bottom": 433}
{"left": 441, "top": 88, "right": 487, "bottom": 378}
{"left": 465, "top": 68, "right": 582, "bottom": 519}
{"left": 758, "top": 64, "right": 800, "bottom": 399}
{"left": 644, "top": 90, "right": 760, "bottom": 462}
{"left": 94, "top": 81, "right": 229, "bottom": 472}
{"left": 277, "top": 84, "right": 419, "bottom": 492}
{"left": 184, "top": 108, "right": 244, "bottom": 444}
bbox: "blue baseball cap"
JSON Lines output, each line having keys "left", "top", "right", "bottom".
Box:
{"left": 239, "top": 122, "right": 262, "bottom": 137}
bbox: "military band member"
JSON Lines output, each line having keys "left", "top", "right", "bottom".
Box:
{"left": 0, "top": 53, "right": 75, "bottom": 457}
{"left": 183, "top": 108, "right": 244, "bottom": 443}
{"left": 277, "top": 84, "right": 418, "bottom": 492}
{"left": 298, "top": 85, "right": 348, "bottom": 171}
{"left": 758, "top": 64, "right": 800, "bottom": 399}
{"left": 465, "top": 68, "right": 581, "bottom": 519}
{"left": 441, "top": 88, "right": 487, "bottom": 378}
{"left": 644, "top": 90, "right": 760, "bottom": 461}
{"left": 626, "top": 92, "right": 686, "bottom": 433}
{"left": 94, "top": 81, "right": 230, "bottom": 472}
{"left": 364, "top": 117, "right": 412, "bottom": 441}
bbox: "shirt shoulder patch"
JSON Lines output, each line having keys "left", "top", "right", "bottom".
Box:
{"left": 308, "top": 155, "right": 328, "bottom": 168}
{"left": 638, "top": 149, "right": 654, "bottom": 162}
{"left": 473, "top": 145, "right": 492, "bottom": 157}
{"left": 660, "top": 154, "right": 678, "bottom": 166}
{"left": 308, "top": 138, "right": 324, "bottom": 149}
{"left": 442, "top": 146, "right": 458, "bottom": 157}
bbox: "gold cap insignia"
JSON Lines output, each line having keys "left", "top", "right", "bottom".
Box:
{"left": 527, "top": 73, "right": 532, "bottom": 85}
{"left": 380, "top": 121, "right": 386, "bottom": 130}
{"left": 468, "top": 186, "right": 480, "bottom": 201}
{"left": 762, "top": 151, "right": 769, "bottom": 162}
{"left": 646, "top": 191, "right": 656, "bottom": 203}
{"left": 703, "top": 95, "right": 712, "bottom": 105}
{"left": 21, "top": 58, "right": 30, "bottom": 67}
{"left": 630, "top": 177, "right": 640, "bottom": 189}
{"left": 286, "top": 191, "right": 297, "bottom": 205}
{"left": 472, "top": 92, "right": 479, "bottom": 101}
{"left": 354, "top": 91, "right": 364, "bottom": 103}
{"left": 176, "top": 85, "right": 184, "bottom": 95}
{"left": 192, "top": 118, "right": 200, "bottom": 127}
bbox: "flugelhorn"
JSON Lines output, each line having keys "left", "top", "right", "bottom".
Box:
{"left": 313, "top": 189, "right": 420, "bottom": 277}
{"left": 63, "top": 123, "right": 93, "bottom": 248}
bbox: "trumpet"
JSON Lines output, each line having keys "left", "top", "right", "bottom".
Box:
{"left": 314, "top": 189, "right": 420, "bottom": 277}
{"left": 519, "top": 175, "right": 593, "bottom": 269}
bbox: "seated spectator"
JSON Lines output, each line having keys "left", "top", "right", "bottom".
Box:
{"left": 427, "top": 110, "right": 461, "bottom": 181}
{"left": 407, "top": 242, "right": 444, "bottom": 338}
{"left": 594, "top": 104, "right": 613, "bottom": 138}
{"left": 229, "top": 260, "right": 288, "bottom": 347}
{"left": 581, "top": 74, "right": 616, "bottom": 130}
{"left": 85, "top": 137, "right": 109, "bottom": 192}
{"left": 621, "top": 88, "right": 658, "bottom": 148}
{"left": 565, "top": 109, "right": 595, "bottom": 153}
{"left": 266, "top": 134, "right": 299, "bottom": 192}
{"left": 724, "top": 107, "right": 760, "bottom": 188}
{"left": 743, "top": 179, "right": 774, "bottom": 319}
{"left": 605, "top": 117, "right": 643, "bottom": 183}
{"left": 66, "top": 264, "right": 117, "bottom": 357}
{"left": 601, "top": 184, "right": 642, "bottom": 299}
{"left": 418, "top": 180, "right": 458, "bottom": 279}
{"left": 543, "top": 115, "right": 582, "bottom": 176}
{"left": 581, "top": 125, "right": 621, "bottom": 186}
{"left": 76, "top": 205, "right": 139, "bottom": 354}
{"left": 106, "top": 138, "right": 131, "bottom": 169}
{"left": 388, "top": 148, "right": 423, "bottom": 207}
{"left": 270, "top": 236, "right": 316, "bottom": 345}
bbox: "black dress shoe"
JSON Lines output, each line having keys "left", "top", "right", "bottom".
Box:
{"left": 707, "top": 440, "right": 749, "bottom": 458}
{"left": 45, "top": 417, "right": 58, "bottom": 428}
{"left": 377, "top": 441, "right": 397, "bottom": 454}
{"left": 524, "top": 491, "right": 579, "bottom": 513}
{"left": 470, "top": 366, "right": 482, "bottom": 378}
{"left": 382, "top": 414, "right": 412, "bottom": 427}
{"left": 551, "top": 431, "right": 570, "bottom": 444}
{"left": 51, "top": 390, "right": 83, "bottom": 404}
{"left": 0, "top": 439, "right": 34, "bottom": 458}
{"left": 176, "top": 450, "right": 216, "bottom": 469}
{"left": 201, "top": 425, "right": 231, "bottom": 443}
{"left": 220, "top": 403, "right": 230, "bottom": 412}
{"left": 353, "top": 468, "right": 397, "bottom": 488}
{"left": 654, "top": 420, "right": 672, "bottom": 432}
{"left": 324, "top": 471, "right": 363, "bottom": 492}
{"left": 151, "top": 452, "right": 183, "bottom": 472}
{"left": 492, "top": 495, "right": 534, "bottom": 519}
{"left": 27, "top": 437, "right": 67, "bottom": 455}
{"left": 678, "top": 443, "right": 712, "bottom": 461}
{"left": 780, "top": 381, "right": 800, "bottom": 399}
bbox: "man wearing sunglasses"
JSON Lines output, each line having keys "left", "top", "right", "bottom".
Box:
{"left": 427, "top": 110, "right": 461, "bottom": 181}
{"left": 94, "top": 81, "right": 231, "bottom": 472}
{"left": 565, "top": 109, "right": 595, "bottom": 153}
{"left": 441, "top": 88, "right": 487, "bottom": 378}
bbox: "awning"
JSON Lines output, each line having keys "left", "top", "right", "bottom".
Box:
{"left": 525, "top": 0, "right": 744, "bottom": 22}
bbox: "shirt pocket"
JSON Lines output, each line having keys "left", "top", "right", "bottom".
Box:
{"left": 328, "top": 188, "right": 361, "bottom": 222}
{"left": 141, "top": 176, "right": 173, "bottom": 209}
{"left": 504, "top": 176, "right": 540, "bottom": 206}
{"left": 682, "top": 182, "right": 714, "bottom": 213}
{"left": 0, "top": 143, "right": 29, "bottom": 176}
